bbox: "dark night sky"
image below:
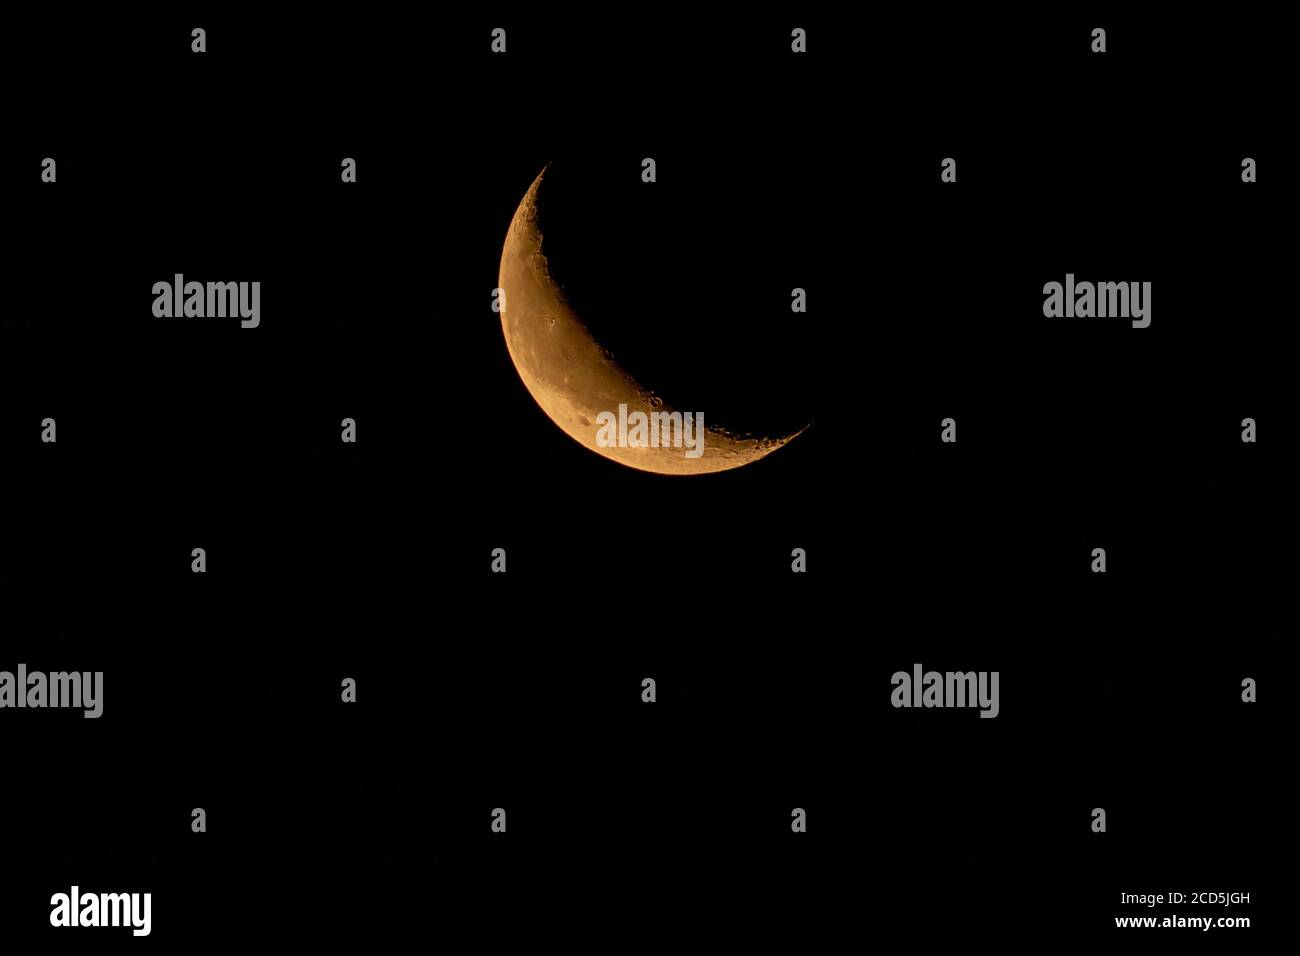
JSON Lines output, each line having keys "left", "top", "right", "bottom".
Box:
{"left": 0, "top": 8, "right": 1286, "bottom": 946}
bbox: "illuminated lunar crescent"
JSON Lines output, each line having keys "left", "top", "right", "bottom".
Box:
{"left": 498, "top": 165, "right": 807, "bottom": 475}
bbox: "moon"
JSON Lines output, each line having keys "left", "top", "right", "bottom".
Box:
{"left": 498, "top": 165, "right": 807, "bottom": 475}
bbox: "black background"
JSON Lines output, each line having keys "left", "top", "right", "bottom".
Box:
{"left": 1, "top": 7, "right": 1285, "bottom": 947}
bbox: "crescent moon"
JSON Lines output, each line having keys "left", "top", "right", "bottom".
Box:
{"left": 498, "top": 166, "right": 807, "bottom": 475}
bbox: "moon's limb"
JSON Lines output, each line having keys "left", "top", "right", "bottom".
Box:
{"left": 497, "top": 166, "right": 805, "bottom": 475}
